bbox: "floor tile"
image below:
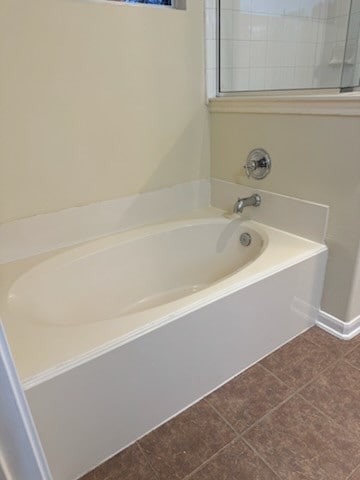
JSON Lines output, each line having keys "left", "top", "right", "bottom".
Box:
{"left": 300, "top": 361, "right": 360, "bottom": 437}
{"left": 138, "top": 400, "right": 236, "bottom": 480}
{"left": 260, "top": 334, "right": 337, "bottom": 390}
{"left": 188, "top": 438, "right": 279, "bottom": 480}
{"left": 302, "top": 327, "right": 360, "bottom": 356}
{"left": 79, "top": 443, "right": 157, "bottom": 480}
{"left": 346, "top": 344, "right": 360, "bottom": 370}
{"left": 243, "top": 395, "right": 360, "bottom": 480}
{"left": 206, "top": 364, "right": 291, "bottom": 433}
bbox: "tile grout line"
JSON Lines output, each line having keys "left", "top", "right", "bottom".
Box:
{"left": 137, "top": 400, "right": 242, "bottom": 480}
{"left": 182, "top": 437, "right": 241, "bottom": 480}
{"left": 257, "top": 362, "right": 291, "bottom": 388}
{"left": 136, "top": 442, "right": 162, "bottom": 480}
{"left": 343, "top": 342, "right": 360, "bottom": 357}
{"left": 241, "top": 436, "right": 283, "bottom": 480}
{"left": 304, "top": 331, "right": 360, "bottom": 358}
{"left": 259, "top": 353, "right": 341, "bottom": 393}
{"left": 204, "top": 398, "right": 240, "bottom": 436}
{"left": 241, "top": 357, "right": 345, "bottom": 439}
{"left": 344, "top": 358, "right": 360, "bottom": 372}
{"left": 346, "top": 463, "right": 360, "bottom": 480}
{"left": 256, "top": 362, "right": 294, "bottom": 389}
{"left": 297, "top": 392, "right": 360, "bottom": 441}
{"left": 240, "top": 390, "right": 299, "bottom": 438}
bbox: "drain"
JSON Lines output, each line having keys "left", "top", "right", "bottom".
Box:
{"left": 240, "top": 232, "right": 252, "bottom": 246}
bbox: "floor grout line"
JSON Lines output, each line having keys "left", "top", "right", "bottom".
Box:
{"left": 347, "top": 463, "right": 360, "bottom": 480}
{"left": 204, "top": 398, "right": 240, "bottom": 437}
{"left": 259, "top": 353, "right": 341, "bottom": 394}
{"left": 241, "top": 436, "right": 283, "bottom": 480}
{"left": 305, "top": 330, "right": 360, "bottom": 358}
{"left": 182, "top": 437, "right": 241, "bottom": 480}
{"left": 240, "top": 390, "right": 299, "bottom": 437}
{"left": 344, "top": 342, "right": 360, "bottom": 357}
{"left": 344, "top": 358, "right": 360, "bottom": 372}
{"left": 241, "top": 357, "right": 346, "bottom": 439}
{"left": 256, "top": 362, "right": 294, "bottom": 389}
{"left": 296, "top": 393, "right": 360, "bottom": 439}
{"left": 136, "top": 442, "right": 161, "bottom": 480}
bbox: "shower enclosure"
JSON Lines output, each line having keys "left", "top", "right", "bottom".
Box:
{"left": 210, "top": 0, "right": 360, "bottom": 94}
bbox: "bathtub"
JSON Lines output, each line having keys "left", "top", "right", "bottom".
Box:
{"left": 1, "top": 215, "right": 327, "bottom": 480}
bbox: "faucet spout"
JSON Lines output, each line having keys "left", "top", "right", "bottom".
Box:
{"left": 233, "top": 194, "right": 261, "bottom": 214}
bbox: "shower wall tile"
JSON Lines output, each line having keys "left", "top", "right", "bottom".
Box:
{"left": 249, "top": 42, "right": 267, "bottom": 67}
{"left": 354, "top": 0, "right": 360, "bottom": 13}
{"left": 209, "top": 0, "right": 352, "bottom": 93}
{"left": 205, "top": 4, "right": 217, "bottom": 98}
{"left": 220, "top": 9, "right": 233, "bottom": 39}
{"left": 220, "top": 40, "right": 233, "bottom": 68}
{"left": 220, "top": 68, "right": 233, "bottom": 91}
{"left": 249, "top": 67, "right": 266, "bottom": 90}
{"left": 232, "top": 11, "right": 251, "bottom": 40}
{"left": 232, "top": 41, "right": 250, "bottom": 67}
{"left": 232, "top": 68, "right": 249, "bottom": 90}
{"left": 250, "top": 14, "right": 268, "bottom": 41}
{"left": 205, "top": 0, "right": 356, "bottom": 96}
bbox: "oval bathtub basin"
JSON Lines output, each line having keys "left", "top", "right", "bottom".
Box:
{"left": 6, "top": 219, "right": 264, "bottom": 326}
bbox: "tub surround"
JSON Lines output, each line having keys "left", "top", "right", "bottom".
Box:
{"left": 0, "top": 179, "right": 329, "bottom": 265}
{"left": 0, "top": 180, "right": 210, "bottom": 264}
{"left": 211, "top": 179, "right": 329, "bottom": 244}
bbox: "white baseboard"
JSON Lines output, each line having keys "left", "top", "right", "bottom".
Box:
{"left": 316, "top": 310, "right": 360, "bottom": 340}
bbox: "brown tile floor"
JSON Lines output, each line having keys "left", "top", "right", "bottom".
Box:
{"left": 80, "top": 327, "right": 360, "bottom": 480}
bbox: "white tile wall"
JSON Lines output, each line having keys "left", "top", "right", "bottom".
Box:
{"left": 342, "top": 0, "right": 360, "bottom": 87}
{"left": 205, "top": 0, "right": 217, "bottom": 98}
{"left": 205, "top": 0, "right": 355, "bottom": 96}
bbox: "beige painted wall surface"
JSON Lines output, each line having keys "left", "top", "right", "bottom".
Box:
{"left": 0, "top": 0, "right": 209, "bottom": 223}
{"left": 211, "top": 113, "right": 360, "bottom": 320}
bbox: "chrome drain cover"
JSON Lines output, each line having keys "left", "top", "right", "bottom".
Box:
{"left": 240, "top": 232, "right": 252, "bottom": 246}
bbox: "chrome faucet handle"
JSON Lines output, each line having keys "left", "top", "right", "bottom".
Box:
{"left": 244, "top": 148, "right": 271, "bottom": 179}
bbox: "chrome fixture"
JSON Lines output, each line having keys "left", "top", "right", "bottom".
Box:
{"left": 240, "top": 232, "right": 252, "bottom": 246}
{"left": 233, "top": 194, "right": 261, "bottom": 214}
{"left": 244, "top": 148, "right": 271, "bottom": 179}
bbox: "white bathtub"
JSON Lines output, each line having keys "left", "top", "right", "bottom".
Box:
{"left": 1, "top": 216, "right": 327, "bottom": 480}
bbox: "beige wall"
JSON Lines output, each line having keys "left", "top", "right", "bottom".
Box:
{"left": 211, "top": 113, "right": 360, "bottom": 321}
{"left": 0, "top": 0, "right": 210, "bottom": 223}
